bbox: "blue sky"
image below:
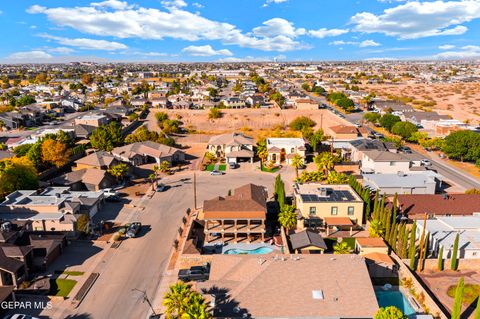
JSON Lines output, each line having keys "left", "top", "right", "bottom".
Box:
{"left": 1, "top": 0, "right": 480, "bottom": 63}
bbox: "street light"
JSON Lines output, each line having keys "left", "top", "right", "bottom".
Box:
{"left": 131, "top": 288, "right": 157, "bottom": 316}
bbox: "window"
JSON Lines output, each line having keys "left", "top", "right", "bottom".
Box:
{"left": 309, "top": 207, "right": 316, "bottom": 215}
{"left": 348, "top": 206, "right": 354, "bottom": 216}
{"left": 389, "top": 161, "right": 395, "bottom": 166}
{"left": 331, "top": 206, "right": 338, "bottom": 215}
{"left": 291, "top": 148, "right": 295, "bottom": 154}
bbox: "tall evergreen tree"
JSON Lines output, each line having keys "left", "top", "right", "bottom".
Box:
{"left": 401, "top": 225, "right": 409, "bottom": 258}
{"left": 437, "top": 246, "right": 444, "bottom": 271}
{"left": 474, "top": 293, "right": 480, "bottom": 319}
{"left": 451, "top": 233, "right": 460, "bottom": 271}
{"left": 372, "top": 191, "right": 379, "bottom": 220}
{"left": 408, "top": 221, "right": 417, "bottom": 270}
{"left": 451, "top": 277, "right": 464, "bottom": 319}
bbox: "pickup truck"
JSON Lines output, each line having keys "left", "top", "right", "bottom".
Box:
{"left": 178, "top": 264, "right": 210, "bottom": 282}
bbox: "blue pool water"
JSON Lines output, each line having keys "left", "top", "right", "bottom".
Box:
{"left": 224, "top": 247, "right": 274, "bottom": 255}
{"left": 375, "top": 289, "right": 416, "bottom": 316}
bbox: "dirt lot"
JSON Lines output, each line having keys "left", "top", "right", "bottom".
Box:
{"left": 147, "top": 108, "right": 349, "bottom": 139}
{"left": 419, "top": 261, "right": 480, "bottom": 318}
{"left": 364, "top": 82, "right": 480, "bottom": 124}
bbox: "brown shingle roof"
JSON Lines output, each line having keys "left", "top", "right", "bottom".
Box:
{"left": 329, "top": 125, "right": 358, "bottom": 134}
{"left": 75, "top": 151, "right": 116, "bottom": 168}
{"left": 203, "top": 184, "right": 267, "bottom": 219}
{"left": 398, "top": 194, "right": 480, "bottom": 217}
{"left": 207, "top": 133, "right": 253, "bottom": 146}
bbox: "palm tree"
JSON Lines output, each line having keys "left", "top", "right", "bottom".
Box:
{"left": 160, "top": 160, "right": 171, "bottom": 173}
{"left": 325, "top": 171, "right": 348, "bottom": 184}
{"left": 278, "top": 205, "right": 297, "bottom": 230}
{"left": 182, "top": 292, "right": 212, "bottom": 319}
{"left": 163, "top": 281, "right": 193, "bottom": 319}
{"left": 108, "top": 163, "right": 129, "bottom": 183}
{"left": 314, "top": 152, "right": 335, "bottom": 176}
{"left": 333, "top": 241, "right": 350, "bottom": 254}
{"left": 290, "top": 154, "right": 304, "bottom": 179}
{"left": 148, "top": 173, "right": 156, "bottom": 190}
{"left": 369, "top": 219, "right": 384, "bottom": 238}
{"left": 256, "top": 139, "right": 268, "bottom": 167}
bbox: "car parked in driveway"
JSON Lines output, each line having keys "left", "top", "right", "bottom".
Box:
{"left": 210, "top": 170, "right": 225, "bottom": 176}
{"left": 399, "top": 146, "right": 412, "bottom": 154}
{"left": 156, "top": 183, "right": 170, "bottom": 192}
{"left": 421, "top": 159, "right": 432, "bottom": 166}
{"left": 178, "top": 264, "right": 210, "bottom": 282}
{"left": 228, "top": 162, "right": 237, "bottom": 169}
{"left": 103, "top": 188, "right": 119, "bottom": 198}
{"left": 126, "top": 222, "right": 142, "bottom": 238}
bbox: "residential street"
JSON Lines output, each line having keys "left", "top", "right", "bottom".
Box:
{"left": 48, "top": 167, "right": 285, "bottom": 319}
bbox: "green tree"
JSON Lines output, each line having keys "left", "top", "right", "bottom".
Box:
{"left": 108, "top": 163, "right": 129, "bottom": 182}
{"left": 274, "top": 174, "right": 286, "bottom": 209}
{"left": 309, "top": 129, "right": 326, "bottom": 152}
{"left": 256, "top": 139, "right": 268, "bottom": 165}
{"left": 76, "top": 214, "right": 90, "bottom": 234}
{"left": 443, "top": 130, "right": 480, "bottom": 162}
{"left": 325, "top": 171, "right": 348, "bottom": 184}
{"left": 409, "top": 221, "right": 417, "bottom": 271}
{"left": 0, "top": 157, "right": 38, "bottom": 198}
{"left": 374, "top": 306, "right": 407, "bottom": 319}
{"left": 314, "top": 152, "right": 336, "bottom": 176}
{"left": 437, "top": 246, "right": 444, "bottom": 271}
{"left": 290, "top": 154, "right": 304, "bottom": 179}
{"left": 451, "top": 277, "right": 465, "bottom": 319}
{"left": 163, "top": 281, "right": 193, "bottom": 319}
{"left": 333, "top": 241, "right": 350, "bottom": 254}
{"left": 298, "top": 170, "right": 324, "bottom": 183}
{"left": 41, "top": 138, "right": 71, "bottom": 168}
{"left": 278, "top": 205, "right": 297, "bottom": 230}
{"left": 208, "top": 108, "right": 222, "bottom": 119}
{"left": 90, "top": 122, "right": 123, "bottom": 151}
{"left": 160, "top": 160, "right": 171, "bottom": 173}
{"left": 369, "top": 219, "right": 383, "bottom": 238}
{"left": 364, "top": 112, "right": 381, "bottom": 124}
{"left": 451, "top": 233, "right": 460, "bottom": 270}
{"left": 379, "top": 114, "right": 401, "bottom": 131}
{"left": 182, "top": 291, "right": 212, "bottom": 319}
{"left": 289, "top": 116, "right": 316, "bottom": 131}
{"left": 391, "top": 121, "right": 418, "bottom": 139}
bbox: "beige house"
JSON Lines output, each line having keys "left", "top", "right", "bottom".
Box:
{"left": 289, "top": 230, "right": 327, "bottom": 254}
{"left": 293, "top": 183, "right": 364, "bottom": 229}
{"left": 207, "top": 133, "right": 254, "bottom": 163}
{"left": 201, "top": 184, "right": 267, "bottom": 244}
{"left": 74, "top": 114, "right": 109, "bottom": 127}
{"left": 266, "top": 138, "right": 306, "bottom": 165}
{"left": 74, "top": 151, "right": 119, "bottom": 171}
{"left": 112, "top": 141, "right": 185, "bottom": 166}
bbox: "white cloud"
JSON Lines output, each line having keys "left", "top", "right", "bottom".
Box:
{"left": 4, "top": 50, "right": 53, "bottom": 62}
{"left": 182, "top": 45, "right": 233, "bottom": 56}
{"left": 433, "top": 45, "right": 480, "bottom": 59}
{"left": 439, "top": 44, "right": 455, "bottom": 50}
{"left": 161, "top": 0, "right": 187, "bottom": 9}
{"left": 308, "top": 28, "right": 349, "bottom": 38}
{"left": 39, "top": 34, "right": 128, "bottom": 50}
{"left": 49, "top": 47, "right": 75, "bottom": 54}
{"left": 27, "top": 1, "right": 308, "bottom": 52}
{"left": 192, "top": 2, "right": 203, "bottom": 9}
{"left": 350, "top": 0, "right": 480, "bottom": 39}
{"left": 330, "top": 39, "right": 380, "bottom": 47}
{"left": 263, "top": 0, "right": 288, "bottom": 7}
{"left": 91, "top": 0, "right": 132, "bottom": 10}
{"left": 252, "top": 18, "right": 305, "bottom": 38}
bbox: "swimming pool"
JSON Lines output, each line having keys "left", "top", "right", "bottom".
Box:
{"left": 223, "top": 246, "right": 274, "bottom": 255}
{"left": 375, "top": 289, "right": 416, "bottom": 316}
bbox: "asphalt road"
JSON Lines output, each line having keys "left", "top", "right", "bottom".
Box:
{"left": 60, "top": 168, "right": 280, "bottom": 319}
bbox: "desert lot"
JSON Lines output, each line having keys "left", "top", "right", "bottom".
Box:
{"left": 147, "top": 108, "right": 349, "bottom": 138}
{"left": 365, "top": 82, "right": 480, "bottom": 124}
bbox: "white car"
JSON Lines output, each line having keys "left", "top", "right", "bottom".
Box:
{"left": 103, "top": 188, "right": 119, "bottom": 197}
{"left": 421, "top": 159, "right": 432, "bottom": 166}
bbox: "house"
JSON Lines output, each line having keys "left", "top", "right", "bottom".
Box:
{"left": 416, "top": 216, "right": 480, "bottom": 259}
{"left": 74, "top": 114, "right": 109, "bottom": 127}
{"left": 0, "top": 249, "right": 27, "bottom": 288}
{"left": 111, "top": 141, "right": 185, "bottom": 166}
{"left": 397, "top": 194, "right": 480, "bottom": 220}
{"left": 51, "top": 168, "right": 117, "bottom": 191}
{"left": 220, "top": 97, "right": 245, "bottom": 108}
{"left": 293, "top": 183, "right": 364, "bottom": 229}
{"left": 356, "top": 237, "right": 388, "bottom": 255}
{"left": 29, "top": 233, "right": 66, "bottom": 270}
{"left": 266, "top": 138, "right": 307, "bottom": 165}
{"left": 206, "top": 133, "right": 254, "bottom": 164}
{"left": 245, "top": 95, "right": 265, "bottom": 107}
{"left": 74, "top": 151, "right": 120, "bottom": 171}
{"left": 327, "top": 125, "right": 363, "bottom": 141}
{"left": 402, "top": 111, "right": 450, "bottom": 129}
{"left": 360, "top": 150, "right": 411, "bottom": 174}
{"left": 295, "top": 98, "right": 318, "bottom": 110}
{"left": 0, "top": 187, "right": 104, "bottom": 234}
{"left": 371, "top": 100, "right": 414, "bottom": 115}
{"left": 349, "top": 139, "right": 397, "bottom": 162}
{"left": 196, "top": 254, "right": 379, "bottom": 319}
{"left": 362, "top": 171, "right": 440, "bottom": 195}
{"left": 289, "top": 230, "right": 327, "bottom": 254}
{"left": 201, "top": 184, "right": 267, "bottom": 244}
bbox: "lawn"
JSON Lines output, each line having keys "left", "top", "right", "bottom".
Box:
{"left": 50, "top": 278, "right": 77, "bottom": 297}
{"left": 260, "top": 163, "right": 280, "bottom": 173}
{"left": 324, "top": 237, "right": 356, "bottom": 252}
{"left": 63, "top": 271, "right": 85, "bottom": 276}
{"left": 205, "top": 164, "right": 226, "bottom": 171}
{"left": 447, "top": 283, "right": 480, "bottom": 305}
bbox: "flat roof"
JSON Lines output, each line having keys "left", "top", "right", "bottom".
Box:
{"left": 197, "top": 254, "right": 378, "bottom": 318}
{"left": 294, "top": 183, "right": 362, "bottom": 203}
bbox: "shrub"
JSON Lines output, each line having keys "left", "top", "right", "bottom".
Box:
{"left": 289, "top": 116, "right": 316, "bottom": 131}
{"left": 208, "top": 107, "right": 222, "bottom": 119}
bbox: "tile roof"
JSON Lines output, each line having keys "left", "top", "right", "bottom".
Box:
{"left": 112, "top": 141, "right": 182, "bottom": 160}
{"left": 398, "top": 194, "right": 480, "bottom": 217}
{"left": 75, "top": 151, "right": 116, "bottom": 167}
{"left": 207, "top": 133, "right": 254, "bottom": 146}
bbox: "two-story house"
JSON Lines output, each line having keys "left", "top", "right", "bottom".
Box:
{"left": 207, "top": 133, "right": 254, "bottom": 163}
{"left": 266, "top": 138, "right": 307, "bottom": 165}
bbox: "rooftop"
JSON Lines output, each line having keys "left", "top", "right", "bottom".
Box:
{"left": 398, "top": 194, "right": 480, "bottom": 217}
{"left": 294, "top": 183, "right": 362, "bottom": 203}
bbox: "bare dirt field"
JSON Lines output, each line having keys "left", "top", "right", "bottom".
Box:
{"left": 148, "top": 108, "right": 349, "bottom": 139}
{"left": 364, "top": 82, "right": 480, "bottom": 124}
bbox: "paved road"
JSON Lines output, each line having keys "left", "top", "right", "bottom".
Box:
{"left": 56, "top": 168, "right": 282, "bottom": 319}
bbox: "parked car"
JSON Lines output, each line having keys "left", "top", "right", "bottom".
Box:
{"left": 373, "top": 132, "right": 384, "bottom": 139}
{"left": 3, "top": 315, "right": 40, "bottom": 319}
{"left": 178, "top": 264, "right": 210, "bottom": 282}
{"left": 156, "top": 183, "right": 170, "bottom": 192}
{"left": 126, "top": 222, "right": 142, "bottom": 238}
{"left": 105, "top": 195, "right": 121, "bottom": 202}
{"left": 103, "top": 188, "right": 119, "bottom": 198}
{"left": 399, "top": 146, "right": 412, "bottom": 154}
{"left": 210, "top": 170, "right": 225, "bottom": 176}
{"left": 421, "top": 159, "right": 432, "bottom": 166}
{"left": 228, "top": 162, "right": 237, "bottom": 169}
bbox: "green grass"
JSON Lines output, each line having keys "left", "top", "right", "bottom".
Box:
{"left": 63, "top": 271, "right": 85, "bottom": 276}
{"left": 205, "top": 164, "right": 226, "bottom": 171}
{"left": 50, "top": 278, "right": 77, "bottom": 297}
{"left": 260, "top": 163, "right": 280, "bottom": 173}
{"left": 447, "top": 283, "right": 480, "bottom": 305}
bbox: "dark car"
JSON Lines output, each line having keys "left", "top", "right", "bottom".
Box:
{"left": 156, "top": 183, "right": 170, "bottom": 192}
{"left": 105, "top": 195, "right": 121, "bottom": 202}
{"left": 178, "top": 264, "right": 210, "bottom": 282}
{"left": 399, "top": 146, "right": 412, "bottom": 154}
{"left": 126, "top": 222, "right": 142, "bottom": 238}
{"left": 228, "top": 162, "right": 237, "bottom": 169}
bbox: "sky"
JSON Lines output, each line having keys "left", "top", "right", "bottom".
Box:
{"left": 1, "top": 0, "right": 480, "bottom": 63}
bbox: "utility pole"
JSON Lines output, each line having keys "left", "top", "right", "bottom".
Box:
{"left": 193, "top": 172, "right": 197, "bottom": 210}
{"left": 132, "top": 288, "right": 156, "bottom": 316}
